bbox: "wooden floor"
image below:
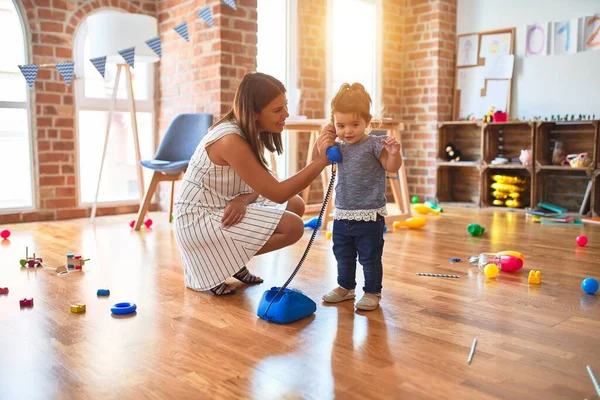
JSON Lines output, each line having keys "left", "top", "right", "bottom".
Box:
{"left": 1, "top": 208, "right": 600, "bottom": 399}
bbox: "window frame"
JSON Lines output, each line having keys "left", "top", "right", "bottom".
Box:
{"left": 325, "top": 0, "right": 383, "bottom": 117}
{"left": 73, "top": 10, "right": 156, "bottom": 207}
{"left": 0, "top": 0, "right": 36, "bottom": 213}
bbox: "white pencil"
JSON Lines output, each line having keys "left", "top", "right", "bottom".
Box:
{"left": 587, "top": 365, "right": 600, "bottom": 398}
{"left": 467, "top": 338, "right": 477, "bottom": 364}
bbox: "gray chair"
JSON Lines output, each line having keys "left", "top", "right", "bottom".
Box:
{"left": 133, "top": 113, "right": 213, "bottom": 230}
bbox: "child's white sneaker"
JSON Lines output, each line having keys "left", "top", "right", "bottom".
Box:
{"left": 356, "top": 293, "right": 381, "bottom": 311}
{"left": 322, "top": 288, "right": 355, "bottom": 303}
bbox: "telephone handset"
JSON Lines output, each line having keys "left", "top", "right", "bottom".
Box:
{"left": 326, "top": 146, "right": 342, "bottom": 163}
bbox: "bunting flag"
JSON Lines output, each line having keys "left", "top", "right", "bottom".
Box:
{"left": 18, "top": 64, "right": 39, "bottom": 87}
{"left": 174, "top": 22, "right": 190, "bottom": 41}
{"left": 221, "top": 0, "right": 237, "bottom": 10}
{"left": 55, "top": 62, "right": 74, "bottom": 85}
{"left": 198, "top": 7, "right": 214, "bottom": 27}
{"left": 90, "top": 55, "right": 107, "bottom": 78}
{"left": 118, "top": 46, "right": 136, "bottom": 68}
{"left": 145, "top": 36, "right": 162, "bottom": 58}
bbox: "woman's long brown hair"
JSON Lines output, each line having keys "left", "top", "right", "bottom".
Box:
{"left": 211, "top": 72, "right": 285, "bottom": 170}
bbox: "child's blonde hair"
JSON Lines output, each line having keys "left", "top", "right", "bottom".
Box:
{"left": 329, "top": 83, "right": 382, "bottom": 133}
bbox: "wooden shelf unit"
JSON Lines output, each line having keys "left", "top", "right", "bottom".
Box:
{"left": 435, "top": 120, "right": 600, "bottom": 215}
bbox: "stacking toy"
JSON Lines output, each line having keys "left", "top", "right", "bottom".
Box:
{"left": 582, "top": 277, "right": 598, "bottom": 295}
{"left": 467, "top": 223, "right": 485, "bottom": 236}
{"left": 393, "top": 217, "right": 427, "bottom": 229}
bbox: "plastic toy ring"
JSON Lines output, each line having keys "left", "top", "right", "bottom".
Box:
{"left": 111, "top": 302, "right": 137, "bottom": 315}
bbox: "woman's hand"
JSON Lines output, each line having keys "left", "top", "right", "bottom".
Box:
{"left": 315, "top": 124, "right": 337, "bottom": 165}
{"left": 222, "top": 197, "right": 247, "bottom": 228}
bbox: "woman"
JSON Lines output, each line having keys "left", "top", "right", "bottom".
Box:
{"left": 174, "top": 72, "right": 336, "bottom": 295}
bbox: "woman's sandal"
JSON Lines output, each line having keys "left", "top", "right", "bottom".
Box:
{"left": 233, "top": 267, "right": 264, "bottom": 284}
{"left": 210, "top": 282, "right": 237, "bottom": 296}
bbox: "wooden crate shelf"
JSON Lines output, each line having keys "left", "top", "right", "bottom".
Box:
{"left": 437, "top": 122, "right": 483, "bottom": 163}
{"left": 435, "top": 120, "right": 599, "bottom": 215}
{"left": 534, "top": 169, "right": 592, "bottom": 214}
{"left": 436, "top": 165, "right": 481, "bottom": 207}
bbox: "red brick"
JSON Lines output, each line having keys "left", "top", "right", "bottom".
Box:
{"left": 40, "top": 175, "right": 65, "bottom": 186}
{"left": 44, "top": 198, "right": 77, "bottom": 209}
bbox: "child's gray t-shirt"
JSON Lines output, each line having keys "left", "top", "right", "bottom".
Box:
{"left": 333, "top": 135, "right": 388, "bottom": 221}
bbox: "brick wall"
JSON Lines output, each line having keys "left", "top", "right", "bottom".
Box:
{"left": 401, "top": 0, "right": 457, "bottom": 200}
{"left": 0, "top": 0, "right": 157, "bottom": 224}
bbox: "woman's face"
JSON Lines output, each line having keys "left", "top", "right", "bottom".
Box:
{"left": 256, "top": 93, "right": 289, "bottom": 133}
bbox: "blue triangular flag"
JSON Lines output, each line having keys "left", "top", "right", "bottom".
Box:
{"left": 90, "top": 56, "right": 107, "bottom": 78}
{"left": 18, "top": 64, "right": 39, "bottom": 88}
{"left": 145, "top": 36, "right": 162, "bottom": 58}
{"left": 174, "top": 22, "right": 189, "bottom": 41}
{"left": 198, "top": 7, "right": 214, "bottom": 27}
{"left": 55, "top": 62, "right": 74, "bottom": 85}
{"left": 118, "top": 46, "right": 136, "bottom": 68}
{"left": 221, "top": 0, "right": 237, "bottom": 10}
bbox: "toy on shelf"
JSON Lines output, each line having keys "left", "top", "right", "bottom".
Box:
{"left": 444, "top": 142, "right": 461, "bottom": 162}
{"left": 567, "top": 153, "right": 592, "bottom": 168}
{"left": 19, "top": 298, "right": 33, "bottom": 307}
{"left": 490, "top": 174, "right": 527, "bottom": 208}
{"left": 413, "top": 203, "right": 440, "bottom": 215}
{"left": 0, "top": 287, "right": 8, "bottom": 294}
{"left": 0, "top": 229, "right": 10, "bottom": 240}
{"left": 70, "top": 303, "right": 86, "bottom": 313}
{"left": 492, "top": 110, "right": 507, "bottom": 122}
{"left": 467, "top": 223, "right": 485, "bottom": 236}
{"left": 67, "top": 254, "right": 90, "bottom": 270}
{"left": 19, "top": 247, "right": 43, "bottom": 268}
{"left": 528, "top": 270, "right": 542, "bottom": 284}
{"left": 576, "top": 235, "right": 588, "bottom": 247}
{"left": 581, "top": 277, "right": 598, "bottom": 295}
{"left": 129, "top": 219, "right": 153, "bottom": 229}
{"left": 552, "top": 141, "right": 567, "bottom": 165}
{"left": 519, "top": 149, "right": 532, "bottom": 166}
{"left": 483, "top": 106, "right": 496, "bottom": 123}
{"left": 393, "top": 217, "right": 427, "bottom": 229}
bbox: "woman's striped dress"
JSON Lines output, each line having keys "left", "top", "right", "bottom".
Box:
{"left": 173, "top": 120, "right": 287, "bottom": 291}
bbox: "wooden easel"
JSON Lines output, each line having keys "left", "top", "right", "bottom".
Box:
{"left": 90, "top": 64, "right": 145, "bottom": 222}
{"left": 271, "top": 119, "right": 411, "bottom": 230}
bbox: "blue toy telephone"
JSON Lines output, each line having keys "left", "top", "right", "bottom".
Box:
{"left": 257, "top": 145, "right": 341, "bottom": 324}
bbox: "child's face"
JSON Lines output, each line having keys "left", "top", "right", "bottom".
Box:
{"left": 333, "top": 112, "right": 368, "bottom": 144}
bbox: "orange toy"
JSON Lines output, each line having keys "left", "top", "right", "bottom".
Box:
{"left": 393, "top": 217, "right": 427, "bottom": 229}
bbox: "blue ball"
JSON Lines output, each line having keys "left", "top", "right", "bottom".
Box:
{"left": 581, "top": 277, "right": 599, "bottom": 295}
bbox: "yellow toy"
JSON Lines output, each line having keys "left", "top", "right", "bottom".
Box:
{"left": 483, "top": 106, "right": 496, "bottom": 123}
{"left": 412, "top": 203, "right": 440, "bottom": 215}
{"left": 70, "top": 303, "right": 86, "bottom": 313}
{"left": 393, "top": 217, "right": 427, "bottom": 229}
{"left": 490, "top": 175, "right": 528, "bottom": 208}
{"left": 326, "top": 231, "right": 333, "bottom": 240}
{"left": 484, "top": 263, "right": 499, "bottom": 278}
{"left": 528, "top": 270, "right": 542, "bottom": 284}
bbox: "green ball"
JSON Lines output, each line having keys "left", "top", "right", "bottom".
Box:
{"left": 411, "top": 196, "right": 420, "bottom": 204}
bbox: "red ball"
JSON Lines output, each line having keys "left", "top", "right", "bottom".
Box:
{"left": 0, "top": 229, "right": 10, "bottom": 240}
{"left": 576, "top": 235, "right": 588, "bottom": 247}
{"left": 144, "top": 219, "right": 153, "bottom": 228}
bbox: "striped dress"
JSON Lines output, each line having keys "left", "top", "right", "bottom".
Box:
{"left": 173, "top": 120, "right": 287, "bottom": 291}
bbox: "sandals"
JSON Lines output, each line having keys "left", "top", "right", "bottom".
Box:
{"left": 233, "top": 267, "right": 264, "bottom": 284}
{"left": 322, "top": 288, "right": 356, "bottom": 303}
{"left": 210, "top": 282, "right": 236, "bottom": 296}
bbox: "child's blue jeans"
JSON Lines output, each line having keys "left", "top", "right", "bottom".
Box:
{"left": 332, "top": 214, "right": 385, "bottom": 294}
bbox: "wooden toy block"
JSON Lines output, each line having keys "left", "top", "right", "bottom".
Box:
{"left": 70, "top": 303, "right": 86, "bottom": 313}
{"left": 96, "top": 289, "right": 110, "bottom": 296}
{"left": 20, "top": 298, "right": 33, "bottom": 307}
{"left": 67, "top": 254, "right": 89, "bottom": 270}
{"left": 528, "top": 270, "right": 542, "bottom": 284}
{"left": 0, "top": 287, "right": 8, "bottom": 294}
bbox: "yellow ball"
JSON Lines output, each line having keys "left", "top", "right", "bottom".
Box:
{"left": 484, "top": 263, "right": 499, "bottom": 278}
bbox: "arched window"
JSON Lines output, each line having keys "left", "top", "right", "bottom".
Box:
{"left": 74, "top": 10, "right": 155, "bottom": 204}
{"left": 0, "top": 0, "right": 34, "bottom": 210}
